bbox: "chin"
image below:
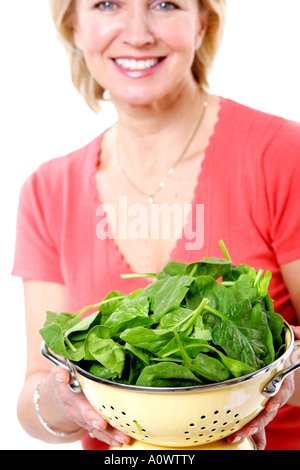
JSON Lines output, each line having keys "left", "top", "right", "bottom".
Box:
{"left": 113, "top": 86, "right": 179, "bottom": 109}
{"left": 113, "top": 92, "right": 160, "bottom": 107}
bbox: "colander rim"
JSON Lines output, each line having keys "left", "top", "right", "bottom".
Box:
{"left": 66, "top": 321, "right": 294, "bottom": 394}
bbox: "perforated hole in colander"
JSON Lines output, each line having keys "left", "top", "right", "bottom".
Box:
{"left": 98, "top": 400, "right": 243, "bottom": 445}
{"left": 181, "top": 409, "right": 243, "bottom": 444}
{"left": 97, "top": 402, "right": 152, "bottom": 441}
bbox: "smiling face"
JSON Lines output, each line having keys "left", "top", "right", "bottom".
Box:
{"left": 73, "top": 0, "right": 207, "bottom": 107}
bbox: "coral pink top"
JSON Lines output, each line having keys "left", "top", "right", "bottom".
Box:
{"left": 12, "top": 98, "right": 300, "bottom": 450}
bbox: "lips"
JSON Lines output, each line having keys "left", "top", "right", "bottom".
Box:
{"left": 112, "top": 57, "right": 165, "bottom": 71}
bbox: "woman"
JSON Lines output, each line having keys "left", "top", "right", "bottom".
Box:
{"left": 12, "top": 0, "right": 300, "bottom": 450}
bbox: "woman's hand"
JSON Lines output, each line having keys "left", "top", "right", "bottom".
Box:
{"left": 47, "top": 366, "right": 131, "bottom": 447}
{"left": 227, "top": 325, "right": 300, "bottom": 450}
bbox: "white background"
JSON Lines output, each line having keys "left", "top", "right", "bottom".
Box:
{"left": 1, "top": 0, "right": 300, "bottom": 450}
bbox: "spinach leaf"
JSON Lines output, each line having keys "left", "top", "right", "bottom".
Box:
{"left": 203, "top": 300, "right": 275, "bottom": 369}
{"left": 162, "top": 261, "right": 187, "bottom": 277}
{"left": 43, "top": 310, "right": 80, "bottom": 331}
{"left": 139, "top": 278, "right": 167, "bottom": 311}
{"left": 185, "top": 352, "right": 232, "bottom": 382}
{"left": 88, "top": 363, "right": 118, "bottom": 380}
{"left": 186, "top": 275, "right": 236, "bottom": 313}
{"left": 64, "top": 310, "right": 102, "bottom": 340}
{"left": 173, "top": 330, "right": 231, "bottom": 383}
{"left": 228, "top": 269, "right": 272, "bottom": 304}
{"left": 120, "top": 327, "right": 174, "bottom": 354}
{"left": 222, "top": 263, "right": 252, "bottom": 282}
{"left": 162, "top": 336, "right": 254, "bottom": 378}
{"left": 84, "top": 324, "right": 125, "bottom": 376}
{"left": 104, "top": 297, "right": 153, "bottom": 338}
{"left": 86, "top": 336, "right": 125, "bottom": 377}
{"left": 214, "top": 349, "right": 255, "bottom": 378}
{"left": 266, "top": 309, "right": 284, "bottom": 353}
{"left": 124, "top": 343, "right": 150, "bottom": 365}
{"left": 40, "top": 323, "right": 72, "bottom": 359}
{"left": 40, "top": 240, "right": 285, "bottom": 388}
{"left": 84, "top": 325, "right": 111, "bottom": 360}
{"left": 152, "top": 275, "right": 194, "bottom": 321}
{"left": 184, "top": 258, "right": 232, "bottom": 279}
{"left": 66, "top": 340, "right": 86, "bottom": 362}
{"left": 98, "top": 290, "right": 126, "bottom": 323}
{"left": 135, "top": 362, "right": 202, "bottom": 387}
{"left": 158, "top": 306, "right": 193, "bottom": 330}
{"left": 228, "top": 272, "right": 259, "bottom": 302}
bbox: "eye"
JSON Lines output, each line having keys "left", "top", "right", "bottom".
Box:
{"left": 94, "top": 1, "right": 118, "bottom": 10}
{"left": 155, "top": 2, "right": 179, "bottom": 10}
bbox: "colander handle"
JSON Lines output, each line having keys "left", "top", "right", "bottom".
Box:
{"left": 40, "top": 341, "right": 82, "bottom": 393}
{"left": 263, "top": 340, "right": 300, "bottom": 398}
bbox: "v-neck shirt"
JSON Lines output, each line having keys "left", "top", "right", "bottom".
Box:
{"left": 12, "top": 97, "right": 300, "bottom": 325}
{"left": 12, "top": 97, "right": 300, "bottom": 450}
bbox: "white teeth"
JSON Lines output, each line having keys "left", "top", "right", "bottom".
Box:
{"left": 114, "top": 58, "right": 160, "bottom": 70}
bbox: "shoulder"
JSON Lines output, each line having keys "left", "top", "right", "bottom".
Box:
{"left": 36, "top": 134, "right": 102, "bottom": 185}
{"left": 220, "top": 96, "right": 300, "bottom": 155}
{"left": 21, "top": 134, "right": 103, "bottom": 200}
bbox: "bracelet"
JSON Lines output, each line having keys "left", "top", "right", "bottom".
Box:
{"left": 34, "top": 379, "right": 82, "bottom": 438}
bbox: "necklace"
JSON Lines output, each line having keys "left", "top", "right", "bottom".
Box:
{"left": 117, "top": 92, "right": 208, "bottom": 204}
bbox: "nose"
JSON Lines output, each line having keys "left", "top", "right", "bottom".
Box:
{"left": 121, "top": 6, "right": 155, "bottom": 48}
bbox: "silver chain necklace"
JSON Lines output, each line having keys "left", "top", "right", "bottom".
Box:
{"left": 117, "top": 92, "right": 208, "bottom": 204}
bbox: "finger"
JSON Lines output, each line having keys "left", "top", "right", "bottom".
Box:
{"left": 49, "top": 367, "right": 130, "bottom": 446}
{"left": 88, "top": 424, "right": 131, "bottom": 447}
{"left": 47, "top": 367, "right": 105, "bottom": 431}
{"left": 64, "top": 390, "right": 130, "bottom": 445}
{"left": 61, "top": 390, "right": 109, "bottom": 432}
{"left": 249, "top": 429, "right": 266, "bottom": 451}
{"left": 53, "top": 366, "right": 71, "bottom": 385}
{"left": 243, "top": 408, "right": 277, "bottom": 437}
{"left": 228, "top": 370, "right": 295, "bottom": 445}
{"left": 83, "top": 411, "right": 130, "bottom": 445}
{"left": 291, "top": 325, "right": 300, "bottom": 340}
{"left": 265, "top": 374, "right": 295, "bottom": 413}
{"left": 227, "top": 405, "right": 278, "bottom": 445}
{"left": 227, "top": 407, "right": 276, "bottom": 445}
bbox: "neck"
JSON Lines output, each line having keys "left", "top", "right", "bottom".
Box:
{"left": 111, "top": 81, "right": 205, "bottom": 177}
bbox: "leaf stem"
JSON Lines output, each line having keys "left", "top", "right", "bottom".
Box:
{"left": 65, "top": 336, "right": 77, "bottom": 352}
{"left": 170, "top": 311, "right": 194, "bottom": 332}
{"left": 221, "top": 281, "right": 235, "bottom": 286}
{"left": 203, "top": 304, "right": 241, "bottom": 329}
{"left": 218, "top": 240, "right": 232, "bottom": 262}
{"left": 189, "top": 264, "right": 198, "bottom": 278}
{"left": 173, "top": 330, "right": 190, "bottom": 367}
{"left": 152, "top": 357, "right": 184, "bottom": 363}
{"left": 161, "top": 342, "right": 209, "bottom": 359}
{"left": 203, "top": 304, "right": 226, "bottom": 321}
{"left": 254, "top": 269, "right": 263, "bottom": 287}
{"left": 74, "top": 295, "right": 125, "bottom": 319}
{"left": 120, "top": 273, "right": 158, "bottom": 279}
{"left": 133, "top": 420, "right": 143, "bottom": 435}
{"left": 179, "top": 298, "right": 210, "bottom": 334}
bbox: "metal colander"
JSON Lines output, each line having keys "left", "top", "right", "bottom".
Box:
{"left": 41, "top": 323, "right": 300, "bottom": 448}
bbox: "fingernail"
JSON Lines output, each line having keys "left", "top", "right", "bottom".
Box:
{"left": 228, "top": 435, "right": 242, "bottom": 444}
{"left": 267, "top": 402, "right": 280, "bottom": 413}
{"left": 244, "top": 426, "right": 259, "bottom": 436}
{"left": 115, "top": 435, "right": 129, "bottom": 444}
{"left": 55, "top": 373, "right": 64, "bottom": 383}
{"left": 92, "top": 419, "right": 106, "bottom": 431}
{"left": 111, "top": 440, "right": 122, "bottom": 447}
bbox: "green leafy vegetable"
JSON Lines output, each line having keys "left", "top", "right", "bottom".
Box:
{"left": 40, "top": 240, "right": 285, "bottom": 387}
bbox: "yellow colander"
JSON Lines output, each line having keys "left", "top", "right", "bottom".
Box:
{"left": 41, "top": 322, "right": 300, "bottom": 448}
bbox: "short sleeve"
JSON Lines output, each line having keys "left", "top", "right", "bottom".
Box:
{"left": 263, "top": 119, "right": 300, "bottom": 264}
{"left": 11, "top": 167, "right": 65, "bottom": 283}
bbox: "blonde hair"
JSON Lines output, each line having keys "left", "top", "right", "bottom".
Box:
{"left": 49, "top": 0, "right": 226, "bottom": 112}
